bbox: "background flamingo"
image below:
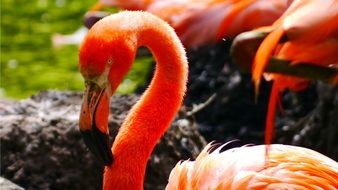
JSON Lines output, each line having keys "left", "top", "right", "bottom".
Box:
{"left": 53, "top": 0, "right": 291, "bottom": 48}
{"left": 248, "top": 0, "right": 338, "bottom": 145}
{"left": 95, "top": 0, "right": 292, "bottom": 48}
{"left": 78, "top": 11, "right": 338, "bottom": 189}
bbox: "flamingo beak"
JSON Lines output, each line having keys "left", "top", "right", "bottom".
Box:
{"left": 79, "top": 81, "right": 113, "bottom": 166}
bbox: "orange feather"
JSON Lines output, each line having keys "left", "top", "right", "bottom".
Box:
{"left": 95, "top": 0, "right": 290, "bottom": 48}
{"left": 167, "top": 144, "right": 338, "bottom": 189}
{"left": 252, "top": 0, "right": 338, "bottom": 146}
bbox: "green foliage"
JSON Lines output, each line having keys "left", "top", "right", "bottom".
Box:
{"left": 1, "top": 0, "right": 152, "bottom": 99}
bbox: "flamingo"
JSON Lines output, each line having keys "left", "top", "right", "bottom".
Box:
{"left": 53, "top": 0, "right": 290, "bottom": 48}
{"left": 251, "top": 0, "right": 338, "bottom": 145}
{"left": 85, "top": 0, "right": 291, "bottom": 48}
{"left": 79, "top": 11, "right": 338, "bottom": 189}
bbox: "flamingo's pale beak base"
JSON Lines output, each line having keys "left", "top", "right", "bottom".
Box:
{"left": 79, "top": 82, "right": 113, "bottom": 166}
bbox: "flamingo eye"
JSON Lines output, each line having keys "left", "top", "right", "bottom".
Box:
{"left": 107, "top": 59, "right": 113, "bottom": 66}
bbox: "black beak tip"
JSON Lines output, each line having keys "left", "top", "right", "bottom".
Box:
{"left": 81, "top": 129, "right": 113, "bottom": 166}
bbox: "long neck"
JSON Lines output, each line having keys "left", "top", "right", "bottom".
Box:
{"left": 103, "top": 16, "right": 188, "bottom": 189}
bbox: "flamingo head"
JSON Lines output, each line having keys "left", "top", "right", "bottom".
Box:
{"left": 78, "top": 15, "right": 136, "bottom": 166}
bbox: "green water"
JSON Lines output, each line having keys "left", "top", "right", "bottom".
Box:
{"left": 1, "top": 0, "right": 152, "bottom": 99}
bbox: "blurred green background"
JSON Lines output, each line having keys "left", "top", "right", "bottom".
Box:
{"left": 1, "top": 0, "right": 152, "bottom": 99}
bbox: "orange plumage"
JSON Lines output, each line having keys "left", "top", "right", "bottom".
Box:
{"left": 79, "top": 11, "right": 338, "bottom": 190}
{"left": 167, "top": 143, "right": 338, "bottom": 189}
{"left": 252, "top": 0, "right": 338, "bottom": 145}
{"left": 95, "top": 0, "right": 290, "bottom": 48}
{"left": 54, "top": 0, "right": 290, "bottom": 48}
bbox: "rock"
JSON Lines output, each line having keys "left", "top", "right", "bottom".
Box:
{"left": 1, "top": 91, "right": 206, "bottom": 190}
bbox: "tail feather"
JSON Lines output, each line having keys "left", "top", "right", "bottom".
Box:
{"left": 252, "top": 26, "right": 285, "bottom": 96}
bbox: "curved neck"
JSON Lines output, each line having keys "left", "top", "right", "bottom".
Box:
{"left": 104, "top": 15, "right": 188, "bottom": 189}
